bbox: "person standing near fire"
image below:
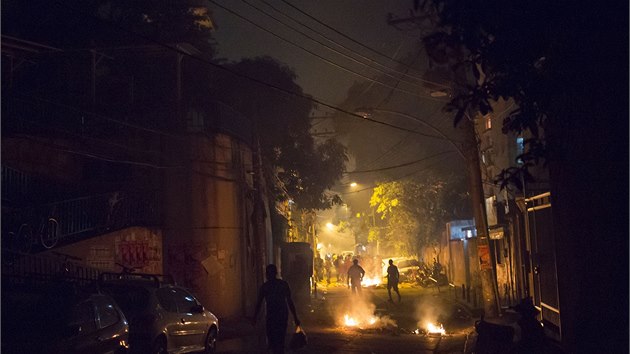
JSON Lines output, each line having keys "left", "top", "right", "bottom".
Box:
{"left": 347, "top": 258, "right": 365, "bottom": 295}
{"left": 252, "top": 264, "right": 301, "bottom": 354}
{"left": 386, "top": 259, "right": 401, "bottom": 303}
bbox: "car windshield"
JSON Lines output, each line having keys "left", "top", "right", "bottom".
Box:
{"left": 102, "top": 284, "right": 150, "bottom": 320}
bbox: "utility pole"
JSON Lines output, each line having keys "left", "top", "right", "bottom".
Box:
{"left": 461, "top": 116, "right": 500, "bottom": 317}
{"left": 386, "top": 15, "right": 500, "bottom": 317}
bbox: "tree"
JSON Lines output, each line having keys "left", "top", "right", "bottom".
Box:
{"left": 417, "top": 0, "right": 628, "bottom": 351}
{"left": 369, "top": 174, "right": 469, "bottom": 256}
{"left": 212, "top": 57, "right": 348, "bottom": 210}
{"left": 2, "top": 0, "right": 216, "bottom": 51}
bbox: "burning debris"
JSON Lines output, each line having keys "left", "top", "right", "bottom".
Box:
{"left": 361, "top": 276, "right": 382, "bottom": 287}
{"left": 427, "top": 322, "right": 446, "bottom": 335}
{"left": 343, "top": 314, "right": 379, "bottom": 327}
{"left": 413, "top": 322, "right": 447, "bottom": 336}
{"left": 337, "top": 297, "right": 396, "bottom": 330}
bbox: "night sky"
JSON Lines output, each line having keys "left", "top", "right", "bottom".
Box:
{"left": 210, "top": 0, "right": 421, "bottom": 105}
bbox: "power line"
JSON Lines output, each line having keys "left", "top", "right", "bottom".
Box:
{"left": 91, "top": 15, "right": 452, "bottom": 139}
{"left": 17, "top": 135, "right": 182, "bottom": 169}
{"left": 277, "top": 0, "right": 450, "bottom": 90}
{"left": 40, "top": 1, "right": 455, "bottom": 141}
{"left": 361, "top": 104, "right": 445, "bottom": 169}
{"left": 347, "top": 150, "right": 455, "bottom": 174}
{"left": 341, "top": 156, "right": 451, "bottom": 195}
{"left": 209, "top": 0, "right": 439, "bottom": 101}
{"left": 249, "top": 0, "right": 443, "bottom": 96}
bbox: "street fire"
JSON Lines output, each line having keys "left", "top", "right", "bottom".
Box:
{"left": 412, "top": 322, "right": 446, "bottom": 336}
{"left": 426, "top": 322, "right": 446, "bottom": 335}
{"left": 344, "top": 314, "right": 358, "bottom": 327}
{"left": 361, "top": 276, "right": 382, "bottom": 287}
{"left": 343, "top": 313, "right": 379, "bottom": 327}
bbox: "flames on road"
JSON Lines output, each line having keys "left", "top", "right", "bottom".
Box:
{"left": 427, "top": 322, "right": 446, "bottom": 335}
{"left": 338, "top": 297, "right": 396, "bottom": 330}
{"left": 343, "top": 313, "right": 378, "bottom": 327}
{"left": 413, "top": 322, "right": 446, "bottom": 336}
{"left": 361, "top": 276, "right": 382, "bottom": 287}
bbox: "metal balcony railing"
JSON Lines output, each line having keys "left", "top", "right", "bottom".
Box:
{"left": 2, "top": 190, "right": 160, "bottom": 252}
{"left": 1, "top": 249, "right": 102, "bottom": 289}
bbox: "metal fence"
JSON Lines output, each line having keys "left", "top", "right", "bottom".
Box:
{"left": 2, "top": 249, "right": 101, "bottom": 289}
{"left": 2, "top": 190, "right": 160, "bottom": 252}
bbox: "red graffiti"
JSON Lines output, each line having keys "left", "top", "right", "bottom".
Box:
{"left": 119, "top": 241, "right": 149, "bottom": 268}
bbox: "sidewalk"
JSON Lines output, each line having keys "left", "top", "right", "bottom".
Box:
{"left": 216, "top": 316, "right": 266, "bottom": 353}
{"left": 451, "top": 298, "right": 565, "bottom": 353}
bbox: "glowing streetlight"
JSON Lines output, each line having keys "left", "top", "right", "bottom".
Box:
{"left": 326, "top": 222, "right": 335, "bottom": 231}
{"left": 350, "top": 182, "right": 357, "bottom": 188}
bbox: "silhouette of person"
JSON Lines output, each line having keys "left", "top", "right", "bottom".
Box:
{"left": 347, "top": 259, "right": 365, "bottom": 295}
{"left": 253, "top": 264, "right": 301, "bottom": 354}
{"left": 314, "top": 253, "right": 324, "bottom": 282}
{"left": 387, "top": 259, "right": 401, "bottom": 303}
{"left": 324, "top": 256, "right": 332, "bottom": 283}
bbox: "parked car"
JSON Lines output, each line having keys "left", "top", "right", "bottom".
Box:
{"left": 381, "top": 257, "right": 421, "bottom": 282}
{"left": 98, "top": 273, "right": 219, "bottom": 354}
{"left": 2, "top": 284, "right": 129, "bottom": 354}
{"left": 397, "top": 258, "right": 421, "bottom": 282}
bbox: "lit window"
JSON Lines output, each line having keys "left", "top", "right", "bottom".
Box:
{"left": 516, "top": 137, "right": 524, "bottom": 164}
{"left": 485, "top": 116, "right": 492, "bottom": 130}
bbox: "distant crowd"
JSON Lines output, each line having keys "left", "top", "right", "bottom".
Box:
{"left": 312, "top": 253, "right": 383, "bottom": 284}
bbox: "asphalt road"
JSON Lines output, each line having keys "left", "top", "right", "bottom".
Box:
{"left": 218, "top": 281, "right": 477, "bottom": 354}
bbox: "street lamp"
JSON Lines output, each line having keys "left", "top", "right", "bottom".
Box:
{"left": 354, "top": 107, "right": 466, "bottom": 160}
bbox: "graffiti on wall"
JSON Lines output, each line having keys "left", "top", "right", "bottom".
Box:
{"left": 114, "top": 229, "right": 162, "bottom": 274}
{"left": 118, "top": 240, "right": 149, "bottom": 268}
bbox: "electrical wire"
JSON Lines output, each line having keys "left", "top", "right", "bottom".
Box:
{"left": 15, "top": 135, "right": 181, "bottom": 169}
{"left": 347, "top": 150, "right": 455, "bottom": 174}
{"left": 45, "top": 0, "right": 452, "bottom": 140}
{"left": 258, "top": 0, "right": 432, "bottom": 86}
{"left": 277, "top": 0, "right": 450, "bottom": 89}
{"left": 341, "top": 156, "right": 451, "bottom": 195}
{"left": 209, "top": 0, "right": 440, "bottom": 101}
{"left": 240, "top": 0, "right": 442, "bottom": 97}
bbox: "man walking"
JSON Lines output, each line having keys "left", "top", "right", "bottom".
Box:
{"left": 387, "top": 259, "right": 401, "bottom": 303}
{"left": 253, "top": 264, "right": 301, "bottom": 354}
{"left": 347, "top": 258, "right": 365, "bottom": 295}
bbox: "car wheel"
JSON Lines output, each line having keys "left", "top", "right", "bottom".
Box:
{"left": 152, "top": 337, "right": 167, "bottom": 354}
{"left": 205, "top": 327, "right": 217, "bottom": 353}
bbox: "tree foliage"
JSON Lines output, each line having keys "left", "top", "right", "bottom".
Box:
{"left": 2, "top": 0, "right": 216, "bottom": 51}
{"left": 369, "top": 174, "right": 469, "bottom": 255}
{"left": 213, "top": 57, "right": 348, "bottom": 210}
{"left": 417, "top": 0, "right": 601, "bottom": 188}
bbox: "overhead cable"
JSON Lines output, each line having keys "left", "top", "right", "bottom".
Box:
{"left": 245, "top": 0, "right": 442, "bottom": 96}
{"left": 209, "top": 0, "right": 441, "bottom": 101}
{"left": 277, "top": 0, "right": 450, "bottom": 89}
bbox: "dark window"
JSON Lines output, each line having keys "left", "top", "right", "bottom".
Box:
{"left": 173, "top": 288, "right": 199, "bottom": 313}
{"left": 70, "top": 301, "right": 98, "bottom": 334}
{"left": 156, "top": 288, "right": 178, "bottom": 312}
{"left": 103, "top": 285, "right": 150, "bottom": 320}
{"left": 96, "top": 297, "right": 120, "bottom": 328}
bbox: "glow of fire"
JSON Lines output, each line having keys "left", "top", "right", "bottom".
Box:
{"left": 343, "top": 314, "right": 379, "bottom": 327}
{"left": 361, "top": 276, "right": 382, "bottom": 287}
{"left": 344, "top": 314, "right": 358, "bottom": 327}
{"left": 426, "top": 322, "right": 446, "bottom": 335}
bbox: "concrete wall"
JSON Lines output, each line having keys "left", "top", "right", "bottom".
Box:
{"left": 163, "top": 133, "right": 259, "bottom": 319}
{"left": 49, "top": 226, "right": 163, "bottom": 274}
{"left": 2, "top": 136, "right": 83, "bottom": 183}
